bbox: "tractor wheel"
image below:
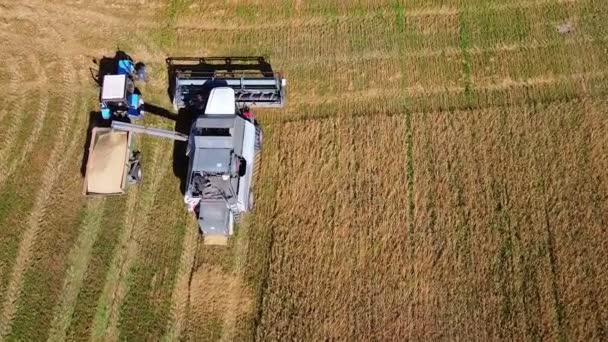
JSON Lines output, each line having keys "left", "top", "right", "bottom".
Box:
{"left": 128, "top": 164, "right": 141, "bottom": 185}
{"left": 128, "top": 151, "right": 142, "bottom": 184}
{"left": 135, "top": 63, "right": 148, "bottom": 82}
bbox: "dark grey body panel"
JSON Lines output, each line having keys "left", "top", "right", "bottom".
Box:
{"left": 186, "top": 114, "right": 252, "bottom": 236}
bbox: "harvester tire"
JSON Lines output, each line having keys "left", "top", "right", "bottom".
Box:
{"left": 248, "top": 191, "right": 255, "bottom": 211}
{"left": 255, "top": 126, "right": 263, "bottom": 152}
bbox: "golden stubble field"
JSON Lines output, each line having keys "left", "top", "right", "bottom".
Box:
{"left": 0, "top": 0, "right": 607, "bottom": 341}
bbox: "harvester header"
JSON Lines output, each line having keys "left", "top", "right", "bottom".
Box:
{"left": 167, "top": 57, "right": 286, "bottom": 110}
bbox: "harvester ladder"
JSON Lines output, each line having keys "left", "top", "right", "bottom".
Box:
{"left": 226, "top": 200, "right": 241, "bottom": 223}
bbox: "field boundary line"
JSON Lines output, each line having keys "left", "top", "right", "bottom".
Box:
{"left": 475, "top": 70, "right": 608, "bottom": 89}
{"left": 289, "top": 69, "right": 608, "bottom": 108}
{"left": 90, "top": 139, "right": 172, "bottom": 342}
{"left": 0, "top": 54, "right": 49, "bottom": 189}
{"left": 161, "top": 215, "right": 199, "bottom": 342}
{"left": 288, "top": 35, "right": 608, "bottom": 65}
{"left": 264, "top": 96, "right": 607, "bottom": 126}
{"left": 47, "top": 197, "right": 107, "bottom": 342}
{"left": 0, "top": 58, "right": 80, "bottom": 341}
{"left": 249, "top": 147, "right": 279, "bottom": 340}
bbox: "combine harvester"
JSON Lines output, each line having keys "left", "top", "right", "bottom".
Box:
{"left": 84, "top": 56, "right": 286, "bottom": 244}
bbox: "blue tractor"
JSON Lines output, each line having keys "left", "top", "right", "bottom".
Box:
{"left": 99, "top": 53, "right": 147, "bottom": 121}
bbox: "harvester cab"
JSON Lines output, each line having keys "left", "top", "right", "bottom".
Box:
{"left": 168, "top": 57, "right": 286, "bottom": 239}
{"left": 99, "top": 53, "right": 147, "bottom": 121}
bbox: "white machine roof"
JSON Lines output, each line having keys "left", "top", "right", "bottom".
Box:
{"left": 204, "top": 87, "right": 236, "bottom": 115}
{"left": 101, "top": 74, "right": 127, "bottom": 100}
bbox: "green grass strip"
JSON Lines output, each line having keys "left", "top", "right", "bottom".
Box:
{"left": 458, "top": 11, "right": 476, "bottom": 108}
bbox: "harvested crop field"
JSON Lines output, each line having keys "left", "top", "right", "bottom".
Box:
{"left": 0, "top": 0, "right": 607, "bottom": 341}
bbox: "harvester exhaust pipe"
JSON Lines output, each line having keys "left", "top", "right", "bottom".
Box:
{"left": 111, "top": 121, "right": 188, "bottom": 141}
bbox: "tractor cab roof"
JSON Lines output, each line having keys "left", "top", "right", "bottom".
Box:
{"left": 101, "top": 74, "right": 127, "bottom": 101}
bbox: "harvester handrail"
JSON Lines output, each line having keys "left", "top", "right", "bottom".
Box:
{"left": 167, "top": 56, "right": 270, "bottom": 65}
{"left": 176, "top": 70, "right": 281, "bottom": 76}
